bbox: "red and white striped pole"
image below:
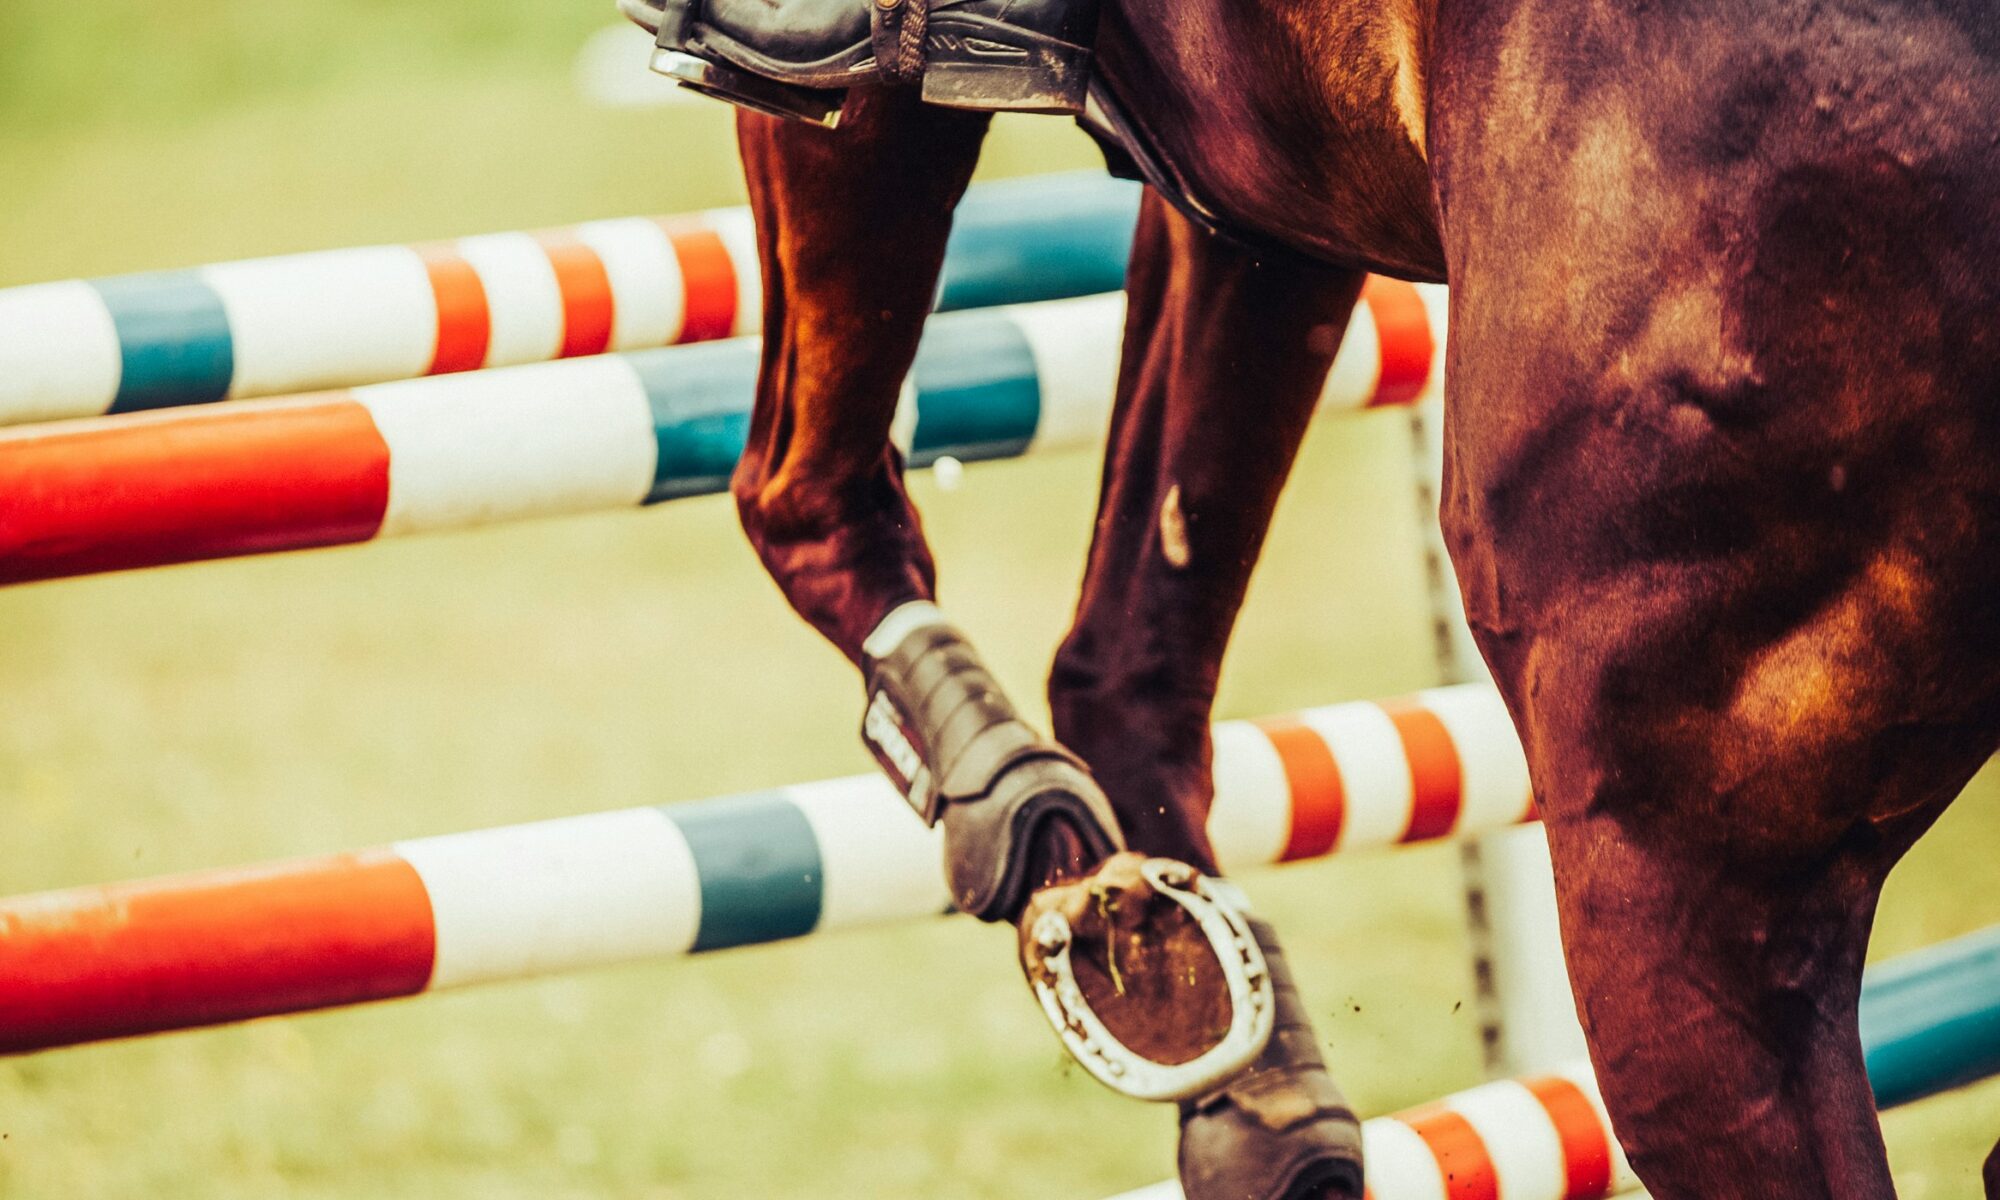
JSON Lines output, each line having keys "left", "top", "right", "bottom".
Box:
{"left": 1106, "top": 1062, "right": 1637, "bottom": 1200}
{"left": 0, "top": 685, "right": 1531, "bottom": 1056}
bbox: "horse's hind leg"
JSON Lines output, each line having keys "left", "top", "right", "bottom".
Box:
{"left": 1044, "top": 190, "right": 1369, "bottom": 1200}
{"left": 1987, "top": 1140, "right": 2000, "bottom": 1199}
{"left": 1428, "top": 4, "right": 2000, "bottom": 1192}
{"left": 1441, "top": 262, "right": 2000, "bottom": 1197}
{"left": 1443, "top": 346, "right": 1999, "bottom": 1199}
{"left": 1483, "top": 652, "right": 1990, "bottom": 1199}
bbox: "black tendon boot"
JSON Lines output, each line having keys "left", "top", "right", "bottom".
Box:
{"left": 862, "top": 602, "right": 1285, "bottom": 1109}
{"left": 1177, "top": 918, "right": 1366, "bottom": 1200}
{"left": 620, "top": 0, "right": 1100, "bottom": 126}
{"left": 859, "top": 601, "right": 1123, "bottom": 920}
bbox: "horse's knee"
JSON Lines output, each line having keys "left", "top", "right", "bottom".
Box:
{"left": 732, "top": 459, "right": 835, "bottom": 546}
{"left": 732, "top": 461, "right": 827, "bottom": 563}
{"left": 731, "top": 450, "right": 935, "bottom": 657}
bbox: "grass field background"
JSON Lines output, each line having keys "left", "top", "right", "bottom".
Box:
{"left": 1, "top": 4, "right": 1995, "bottom": 1196}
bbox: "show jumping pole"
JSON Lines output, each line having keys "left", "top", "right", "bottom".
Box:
{"left": 7, "top": 167, "right": 2000, "bottom": 1199}
{"left": 1110, "top": 925, "right": 2000, "bottom": 1200}
{"left": 1109, "top": 1063, "right": 1637, "bottom": 1200}
{"left": 0, "top": 172, "right": 1139, "bottom": 426}
{"left": 0, "top": 279, "right": 1442, "bottom": 587}
{"left": 0, "top": 685, "right": 1530, "bottom": 1055}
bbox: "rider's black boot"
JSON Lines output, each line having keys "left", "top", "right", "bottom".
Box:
{"left": 620, "top": 0, "right": 1099, "bottom": 126}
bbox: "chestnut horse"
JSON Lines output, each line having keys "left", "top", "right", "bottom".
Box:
{"left": 718, "top": 1, "right": 2000, "bottom": 1196}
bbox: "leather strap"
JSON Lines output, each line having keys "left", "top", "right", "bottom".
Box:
{"left": 870, "top": 0, "right": 929, "bottom": 84}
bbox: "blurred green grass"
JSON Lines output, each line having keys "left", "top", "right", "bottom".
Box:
{"left": 0, "top": 4, "right": 1994, "bottom": 1197}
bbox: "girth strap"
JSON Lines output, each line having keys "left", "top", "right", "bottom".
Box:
{"left": 1078, "top": 78, "right": 1347, "bottom": 272}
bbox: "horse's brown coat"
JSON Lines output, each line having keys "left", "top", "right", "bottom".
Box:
{"left": 726, "top": 2, "right": 2000, "bottom": 1195}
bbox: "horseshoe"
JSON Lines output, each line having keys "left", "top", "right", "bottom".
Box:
{"left": 1024, "top": 858, "right": 1275, "bottom": 1102}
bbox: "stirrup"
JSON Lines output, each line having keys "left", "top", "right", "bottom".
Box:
{"left": 1024, "top": 859, "right": 1275, "bottom": 1102}
{"left": 917, "top": 10, "right": 1096, "bottom": 114}
{"left": 649, "top": 49, "right": 846, "bottom": 127}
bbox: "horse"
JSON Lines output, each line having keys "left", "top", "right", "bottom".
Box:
{"left": 708, "top": 1, "right": 2000, "bottom": 1195}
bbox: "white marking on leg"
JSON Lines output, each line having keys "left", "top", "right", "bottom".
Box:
{"left": 1159, "top": 483, "right": 1192, "bottom": 568}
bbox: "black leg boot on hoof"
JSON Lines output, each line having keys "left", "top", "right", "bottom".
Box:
{"left": 860, "top": 600, "right": 1123, "bottom": 921}
{"left": 621, "top": 0, "right": 1099, "bottom": 124}
{"left": 1177, "top": 918, "right": 1365, "bottom": 1200}
{"left": 860, "top": 602, "right": 1283, "bottom": 1104}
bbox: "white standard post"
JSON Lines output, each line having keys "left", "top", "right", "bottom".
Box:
{"left": 1404, "top": 389, "right": 1588, "bottom": 1077}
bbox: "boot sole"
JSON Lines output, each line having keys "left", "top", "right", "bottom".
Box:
{"left": 649, "top": 49, "right": 847, "bottom": 126}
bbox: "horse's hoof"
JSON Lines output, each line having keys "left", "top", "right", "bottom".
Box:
{"left": 1177, "top": 918, "right": 1364, "bottom": 1200}
{"left": 1018, "top": 853, "right": 1276, "bottom": 1102}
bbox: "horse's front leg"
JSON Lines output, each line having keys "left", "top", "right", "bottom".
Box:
{"left": 734, "top": 93, "right": 1275, "bottom": 1112}
{"left": 731, "top": 88, "right": 983, "bottom": 658}
{"left": 1038, "top": 190, "right": 1370, "bottom": 1200}
{"left": 735, "top": 88, "right": 1133, "bottom": 916}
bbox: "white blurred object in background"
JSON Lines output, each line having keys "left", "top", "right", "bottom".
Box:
{"left": 575, "top": 22, "right": 709, "bottom": 109}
